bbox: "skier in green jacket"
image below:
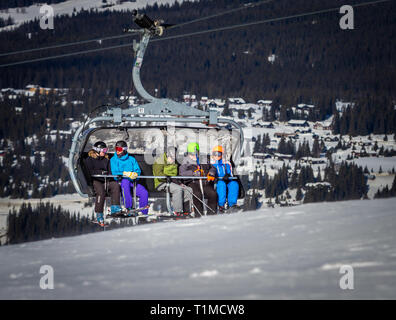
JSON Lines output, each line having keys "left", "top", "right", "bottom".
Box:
{"left": 152, "top": 148, "right": 192, "bottom": 216}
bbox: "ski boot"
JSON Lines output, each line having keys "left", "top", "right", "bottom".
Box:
{"left": 107, "top": 205, "right": 123, "bottom": 218}
{"left": 227, "top": 205, "right": 241, "bottom": 214}
{"left": 96, "top": 213, "right": 105, "bottom": 227}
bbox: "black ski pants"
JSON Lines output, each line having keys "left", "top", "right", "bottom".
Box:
{"left": 189, "top": 181, "right": 218, "bottom": 216}
{"left": 93, "top": 180, "right": 120, "bottom": 213}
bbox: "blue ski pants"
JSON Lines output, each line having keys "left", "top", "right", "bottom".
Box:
{"left": 216, "top": 180, "right": 239, "bottom": 207}
{"left": 120, "top": 179, "right": 149, "bottom": 214}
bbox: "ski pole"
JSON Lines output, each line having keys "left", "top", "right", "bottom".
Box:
{"left": 179, "top": 184, "right": 217, "bottom": 215}
{"left": 195, "top": 149, "right": 206, "bottom": 215}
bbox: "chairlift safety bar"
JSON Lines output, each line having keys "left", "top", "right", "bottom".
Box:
{"left": 92, "top": 175, "right": 237, "bottom": 180}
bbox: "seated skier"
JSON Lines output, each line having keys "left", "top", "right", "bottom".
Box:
{"left": 152, "top": 148, "right": 192, "bottom": 217}
{"left": 179, "top": 142, "right": 218, "bottom": 216}
{"left": 110, "top": 140, "right": 149, "bottom": 215}
{"left": 83, "top": 141, "right": 121, "bottom": 226}
{"left": 211, "top": 145, "right": 239, "bottom": 212}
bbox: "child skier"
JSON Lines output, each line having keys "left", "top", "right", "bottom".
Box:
{"left": 211, "top": 145, "right": 239, "bottom": 212}
{"left": 179, "top": 142, "right": 218, "bottom": 216}
{"left": 110, "top": 140, "right": 149, "bottom": 215}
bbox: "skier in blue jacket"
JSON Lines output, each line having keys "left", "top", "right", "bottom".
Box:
{"left": 110, "top": 140, "right": 149, "bottom": 214}
{"left": 211, "top": 145, "right": 239, "bottom": 212}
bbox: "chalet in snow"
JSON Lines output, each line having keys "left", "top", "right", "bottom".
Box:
{"left": 288, "top": 119, "right": 309, "bottom": 127}
{"left": 292, "top": 103, "right": 315, "bottom": 116}
{"left": 228, "top": 97, "right": 246, "bottom": 104}
{"left": 313, "top": 121, "right": 333, "bottom": 130}
{"left": 274, "top": 132, "right": 297, "bottom": 138}
{"left": 206, "top": 99, "right": 226, "bottom": 108}
{"left": 253, "top": 121, "right": 274, "bottom": 128}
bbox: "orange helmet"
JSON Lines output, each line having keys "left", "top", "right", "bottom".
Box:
{"left": 212, "top": 145, "right": 224, "bottom": 153}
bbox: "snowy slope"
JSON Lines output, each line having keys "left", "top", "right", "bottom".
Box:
{"left": 0, "top": 0, "right": 197, "bottom": 32}
{"left": 1, "top": 198, "right": 396, "bottom": 299}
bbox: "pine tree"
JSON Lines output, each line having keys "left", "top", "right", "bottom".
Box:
{"left": 312, "top": 137, "right": 321, "bottom": 158}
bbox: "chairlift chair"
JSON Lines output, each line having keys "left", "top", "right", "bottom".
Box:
{"left": 68, "top": 13, "right": 247, "bottom": 214}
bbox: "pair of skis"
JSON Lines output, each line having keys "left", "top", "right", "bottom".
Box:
{"left": 219, "top": 205, "right": 243, "bottom": 214}
{"left": 91, "top": 205, "right": 151, "bottom": 228}
{"left": 106, "top": 205, "right": 151, "bottom": 219}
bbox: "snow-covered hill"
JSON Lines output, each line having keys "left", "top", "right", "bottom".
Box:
{"left": 1, "top": 198, "right": 396, "bottom": 299}
{"left": 0, "top": 0, "right": 197, "bottom": 32}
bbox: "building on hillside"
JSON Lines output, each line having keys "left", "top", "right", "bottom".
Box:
{"left": 253, "top": 121, "right": 274, "bottom": 128}
{"left": 294, "top": 127, "right": 311, "bottom": 134}
{"left": 304, "top": 182, "right": 331, "bottom": 190}
{"left": 252, "top": 152, "right": 272, "bottom": 160}
{"left": 288, "top": 119, "right": 309, "bottom": 127}
{"left": 257, "top": 100, "right": 272, "bottom": 107}
{"left": 314, "top": 122, "right": 333, "bottom": 130}
{"left": 26, "top": 85, "right": 52, "bottom": 95}
{"left": 207, "top": 99, "right": 226, "bottom": 108}
{"left": 228, "top": 97, "right": 246, "bottom": 104}
{"left": 200, "top": 96, "right": 208, "bottom": 106}
{"left": 300, "top": 157, "right": 327, "bottom": 164}
{"left": 274, "top": 153, "right": 293, "bottom": 161}
{"left": 262, "top": 121, "right": 274, "bottom": 128}
{"left": 183, "top": 94, "right": 197, "bottom": 105}
{"left": 292, "top": 104, "right": 315, "bottom": 116}
{"left": 274, "top": 132, "right": 296, "bottom": 138}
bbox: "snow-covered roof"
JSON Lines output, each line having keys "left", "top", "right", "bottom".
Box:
{"left": 288, "top": 120, "right": 308, "bottom": 125}
{"left": 257, "top": 100, "right": 272, "bottom": 104}
{"left": 228, "top": 98, "right": 246, "bottom": 104}
{"left": 297, "top": 103, "right": 315, "bottom": 108}
{"left": 206, "top": 99, "right": 225, "bottom": 106}
{"left": 305, "top": 182, "right": 331, "bottom": 187}
{"left": 274, "top": 153, "right": 293, "bottom": 158}
{"left": 301, "top": 157, "right": 327, "bottom": 162}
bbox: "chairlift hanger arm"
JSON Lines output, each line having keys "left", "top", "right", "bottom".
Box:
{"left": 132, "top": 30, "right": 156, "bottom": 102}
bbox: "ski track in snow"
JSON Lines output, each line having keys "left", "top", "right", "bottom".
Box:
{"left": 1, "top": 198, "right": 396, "bottom": 299}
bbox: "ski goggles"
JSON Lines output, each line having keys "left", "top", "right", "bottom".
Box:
{"left": 115, "top": 146, "right": 128, "bottom": 153}
{"left": 212, "top": 151, "right": 223, "bottom": 157}
{"left": 93, "top": 146, "right": 108, "bottom": 153}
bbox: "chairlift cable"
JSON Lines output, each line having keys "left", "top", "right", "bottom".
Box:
{"left": 0, "top": 0, "right": 273, "bottom": 58}
{"left": 0, "top": 0, "right": 392, "bottom": 68}
{"left": 0, "top": 32, "right": 140, "bottom": 57}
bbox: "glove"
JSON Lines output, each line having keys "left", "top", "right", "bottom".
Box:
{"left": 222, "top": 173, "right": 230, "bottom": 182}
{"left": 207, "top": 173, "right": 215, "bottom": 182}
{"left": 123, "top": 171, "right": 138, "bottom": 180}
{"left": 193, "top": 167, "right": 204, "bottom": 177}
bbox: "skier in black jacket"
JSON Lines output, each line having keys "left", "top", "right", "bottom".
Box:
{"left": 84, "top": 141, "right": 121, "bottom": 226}
{"left": 179, "top": 142, "right": 218, "bottom": 216}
